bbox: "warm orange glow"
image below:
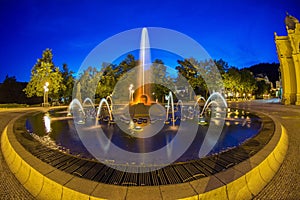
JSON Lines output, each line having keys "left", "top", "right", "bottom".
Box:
{"left": 131, "top": 85, "right": 152, "bottom": 105}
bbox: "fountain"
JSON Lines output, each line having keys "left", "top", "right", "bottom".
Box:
{"left": 25, "top": 27, "right": 263, "bottom": 175}
{"left": 82, "top": 97, "right": 95, "bottom": 109}
{"left": 199, "top": 92, "right": 227, "bottom": 116}
{"left": 82, "top": 97, "right": 96, "bottom": 119}
{"left": 105, "top": 95, "right": 113, "bottom": 112}
{"left": 194, "top": 96, "right": 206, "bottom": 109}
{"left": 95, "top": 98, "right": 113, "bottom": 125}
{"left": 165, "top": 91, "right": 176, "bottom": 126}
{"left": 28, "top": 95, "right": 261, "bottom": 165}
{"left": 64, "top": 25, "right": 232, "bottom": 172}
{"left": 67, "top": 98, "right": 85, "bottom": 124}
{"left": 67, "top": 97, "right": 115, "bottom": 126}
{"left": 67, "top": 98, "right": 84, "bottom": 116}
{"left": 138, "top": 28, "right": 151, "bottom": 99}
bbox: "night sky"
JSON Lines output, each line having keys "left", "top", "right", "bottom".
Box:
{"left": 0, "top": 0, "right": 299, "bottom": 82}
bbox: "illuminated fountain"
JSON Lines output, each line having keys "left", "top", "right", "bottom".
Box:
{"left": 95, "top": 98, "right": 113, "bottom": 125}
{"left": 26, "top": 27, "right": 263, "bottom": 174}
{"left": 161, "top": 92, "right": 227, "bottom": 126}
{"left": 121, "top": 28, "right": 154, "bottom": 132}
{"left": 67, "top": 98, "right": 85, "bottom": 124}
{"left": 106, "top": 95, "right": 113, "bottom": 112}
{"left": 67, "top": 98, "right": 84, "bottom": 116}
{"left": 197, "top": 92, "right": 227, "bottom": 126}
{"left": 138, "top": 28, "right": 151, "bottom": 100}
{"left": 83, "top": 97, "right": 96, "bottom": 119}
{"left": 126, "top": 27, "right": 152, "bottom": 105}
{"left": 83, "top": 97, "right": 95, "bottom": 109}
{"left": 194, "top": 96, "right": 206, "bottom": 107}
{"left": 65, "top": 27, "right": 232, "bottom": 167}
{"left": 165, "top": 91, "right": 176, "bottom": 126}
{"left": 67, "top": 97, "right": 114, "bottom": 126}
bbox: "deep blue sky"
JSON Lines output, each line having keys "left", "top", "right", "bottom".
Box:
{"left": 0, "top": 0, "right": 299, "bottom": 82}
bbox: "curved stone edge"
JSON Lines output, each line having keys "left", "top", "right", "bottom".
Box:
{"left": 1, "top": 111, "right": 288, "bottom": 200}
{"left": 159, "top": 113, "right": 288, "bottom": 200}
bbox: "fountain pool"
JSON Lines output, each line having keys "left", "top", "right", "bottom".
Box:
{"left": 26, "top": 106, "right": 262, "bottom": 163}
{"left": 24, "top": 27, "right": 264, "bottom": 173}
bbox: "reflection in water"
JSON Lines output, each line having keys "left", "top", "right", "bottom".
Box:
{"left": 26, "top": 108, "right": 262, "bottom": 162}
{"left": 43, "top": 113, "right": 51, "bottom": 133}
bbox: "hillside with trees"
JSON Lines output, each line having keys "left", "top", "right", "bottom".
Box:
{"left": 246, "top": 63, "right": 280, "bottom": 86}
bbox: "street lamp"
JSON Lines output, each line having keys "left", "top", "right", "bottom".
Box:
{"left": 129, "top": 84, "right": 134, "bottom": 102}
{"left": 43, "top": 82, "right": 49, "bottom": 107}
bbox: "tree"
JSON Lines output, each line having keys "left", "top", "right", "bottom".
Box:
{"left": 176, "top": 58, "right": 206, "bottom": 99}
{"left": 60, "top": 64, "right": 74, "bottom": 104}
{"left": 255, "top": 80, "right": 271, "bottom": 97}
{"left": 0, "top": 75, "right": 19, "bottom": 103}
{"left": 197, "top": 59, "right": 223, "bottom": 97}
{"left": 97, "top": 64, "right": 118, "bottom": 98}
{"left": 24, "top": 49, "right": 64, "bottom": 100}
{"left": 214, "top": 59, "right": 229, "bottom": 74}
{"left": 96, "top": 54, "right": 138, "bottom": 100}
{"left": 222, "top": 67, "right": 241, "bottom": 99}
{"left": 0, "top": 75, "right": 42, "bottom": 104}
{"left": 118, "top": 54, "right": 137, "bottom": 74}
{"left": 176, "top": 59, "right": 198, "bottom": 89}
{"left": 76, "top": 66, "right": 102, "bottom": 101}
{"left": 150, "top": 59, "right": 173, "bottom": 102}
{"left": 175, "top": 58, "right": 223, "bottom": 99}
{"left": 239, "top": 69, "right": 257, "bottom": 97}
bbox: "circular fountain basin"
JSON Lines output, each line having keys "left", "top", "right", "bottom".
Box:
{"left": 25, "top": 107, "right": 262, "bottom": 163}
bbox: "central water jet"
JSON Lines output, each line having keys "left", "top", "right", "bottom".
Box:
{"left": 134, "top": 27, "right": 152, "bottom": 104}
{"left": 140, "top": 27, "right": 150, "bottom": 96}
{"left": 128, "top": 28, "right": 153, "bottom": 120}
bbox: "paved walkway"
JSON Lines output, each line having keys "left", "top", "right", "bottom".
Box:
{"left": 229, "top": 101, "right": 300, "bottom": 199}
{"left": 0, "top": 102, "right": 299, "bottom": 199}
{"left": 0, "top": 109, "right": 35, "bottom": 199}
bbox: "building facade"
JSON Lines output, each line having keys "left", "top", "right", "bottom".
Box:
{"left": 274, "top": 13, "right": 300, "bottom": 105}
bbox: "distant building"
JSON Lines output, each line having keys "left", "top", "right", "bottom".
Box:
{"left": 255, "top": 73, "right": 273, "bottom": 88}
{"left": 274, "top": 12, "right": 300, "bottom": 105}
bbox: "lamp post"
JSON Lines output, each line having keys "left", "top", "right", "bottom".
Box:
{"left": 43, "top": 82, "right": 49, "bottom": 107}
{"left": 129, "top": 84, "right": 134, "bottom": 102}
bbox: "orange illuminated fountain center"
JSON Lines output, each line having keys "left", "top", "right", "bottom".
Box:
{"left": 139, "top": 94, "right": 148, "bottom": 104}
{"left": 132, "top": 86, "right": 152, "bottom": 106}
{"left": 131, "top": 27, "right": 152, "bottom": 106}
{"left": 128, "top": 28, "right": 154, "bottom": 119}
{"left": 129, "top": 86, "right": 152, "bottom": 119}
